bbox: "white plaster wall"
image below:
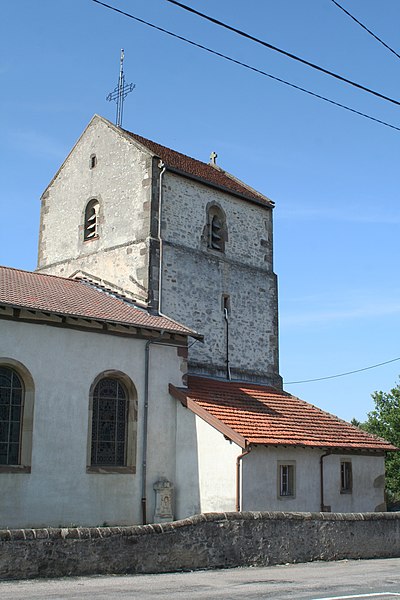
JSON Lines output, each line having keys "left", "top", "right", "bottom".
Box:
{"left": 174, "top": 403, "right": 201, "bottom": 519}
{"left": 0, "top": 319, "right": 185, "bottom": 528}
{"left": 242, "top": 446, "right": 385, "bottom": 513}
{"left": 37, "top": 116, "right": 152, "bottom": 301}
{"left": 323, "top": 453, "right": 386, "bottom": 512}
{"left": 195, "top": 416, "right": 240, "bottom": 513}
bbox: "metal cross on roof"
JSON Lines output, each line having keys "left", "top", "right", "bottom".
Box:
{"left": 106, "top": 49, "right": 135, "bottom": 128}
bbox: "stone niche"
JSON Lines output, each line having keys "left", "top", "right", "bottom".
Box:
{"left": 153, "top": 479, "right": 174, "bottom": 523}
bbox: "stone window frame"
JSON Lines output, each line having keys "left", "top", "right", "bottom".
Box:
{"left": 0, "top": 358, "right": 34, "bottom": 474}
{"left": 206, "top": 203, "right": 227, "bottom": 253}
{"left": 83, "top": 198, "right": 100, "bottom": 242}
{"left": 86, "top": 370, "right": 138, "bottom": 474}
{"left": 277, "top": 460, "right": 296, "bottom": 499}
{"left": 340, "top": 459, "right": 353, "bottom": 494}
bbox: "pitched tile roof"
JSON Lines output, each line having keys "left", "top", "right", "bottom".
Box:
{"left": 0, "top": 266, "right": 200, "bottom": 337}
{"left": 170, "top": 376, "right": 397, "bottom": 451}
{"left": 123, "top": 129, "right": 273, "bottom": 207}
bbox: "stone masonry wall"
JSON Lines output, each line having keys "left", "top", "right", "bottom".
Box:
{"left": 1, "top": 512, "right": 399, "bottom": 580}
{"left": 161, "top": 172, "right": 281, "bottom": 385}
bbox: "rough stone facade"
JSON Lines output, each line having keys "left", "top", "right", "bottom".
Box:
{"left": 36, "top": 115, "right": 281, "bottom": 386}
{"left": 160, "top": 172, "right": 279, "bottom": 384}
{"left": 1, "top": 511, "right": 400, "bottom": 580}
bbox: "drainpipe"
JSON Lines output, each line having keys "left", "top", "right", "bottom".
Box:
{"left": 141, "top": 338, "right": 156, "bottom": 524}
{"left": 141, "top": 335, "right": 199, "bottom": 524}
{"left": 157, "top": 160, "right": 166, "bottom": 315}
{"left": 320, "top": 450, "right": 331, "bottom": 512}
{"left": 224, "top": 307, "right": 231, "bottom": 381}
{"left": 236, "top": 446, "right": 251, "bottom": 511}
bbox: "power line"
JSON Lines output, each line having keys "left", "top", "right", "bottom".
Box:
{"left": 91, "top": 0, "right": 400, "bottom": 132}
{"left": 163, "top": 0, "right": 400, "bottom": 107}
{"left": 330, "top": 0, "right": 400, "bottom": 61}
{"left": 285, "top": 357, "right": 400, "bottom": 385}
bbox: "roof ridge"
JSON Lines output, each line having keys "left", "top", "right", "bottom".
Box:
{"left": 188, "top": 374, "right": 287, "bottom": 393}
{"left": 122, "top": 128, "right": 274, "bottom": 207}
{"left": 2, "top": 264, "right": 80, "bottom": 284}
{"left": 72, "top": 273, "right": 146, "bottom": 306}
{"left": 123, "top": 129, "right": 209, "bottom": 168}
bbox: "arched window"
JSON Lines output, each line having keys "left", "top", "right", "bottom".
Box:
{"left": 88, "top": 373, "right": 137, "bottom": 472}
{"left": 0, "top": 367, "right": 24, "bottom": 466}
{"left": 207, "top": 205, "right": 227, "bottom": 253}
{"left": 84, "top": 199, "right": 100, "bottom": 241}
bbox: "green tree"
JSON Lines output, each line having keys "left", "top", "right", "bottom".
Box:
{"left": 361, "top": 380, "right": 400, "bottom": 506}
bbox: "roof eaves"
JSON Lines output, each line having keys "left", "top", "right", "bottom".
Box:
{"left": 165, "top": 166, "right": 273, "bottom": 209}
{"left": 247, "top": 440, "right": 395, "bottom": 453}
{"left": 0, "top": 299, "right": 193, "bottom": 338}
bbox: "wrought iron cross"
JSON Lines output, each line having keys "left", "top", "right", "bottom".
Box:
{"left": 106, "top": 49, "right": 135, "bottom": 128}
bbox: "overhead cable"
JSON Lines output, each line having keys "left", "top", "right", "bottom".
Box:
{"left": 91, "top": 0, "right": 400, "bottom": 132}
{"left": 285, "top": 356, "right": 400, "bottom": 385}
{"left": 163, "top": 0, "right": 400, "bottom": 107}
{"left": 331, "top": 0, "right": 400, "bottom": 61}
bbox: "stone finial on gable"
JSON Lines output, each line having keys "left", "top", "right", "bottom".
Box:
{"left": 209, "top": 151, "right": 218, "bottom": 166}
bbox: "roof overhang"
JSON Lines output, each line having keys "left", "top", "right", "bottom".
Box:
{"left": 164, "top": 166, "right": 274, "bottom": 209}
{"left": 169, "top": 383, "right": 247, "bottom": 448}
{"left": 0, "top": 302, "right": 198, "bottom": 344}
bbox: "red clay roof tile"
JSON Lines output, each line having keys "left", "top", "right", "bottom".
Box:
{"left": 124, "top": 130, "right": 273, "bottom": 207}
{"left": 170, "top": 376, "right": 397, "bottom": 451}
{"left": 0, "top": 266, "right": 199, "bottom": 337}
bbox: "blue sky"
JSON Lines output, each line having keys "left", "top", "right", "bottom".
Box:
{"left": 1, "top": 0, "right": 399, "bottom": 421}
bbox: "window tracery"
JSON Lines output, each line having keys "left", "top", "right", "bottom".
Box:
{"left": 0, "top": 367, "right": 24, "bottom": 465}
{"left": 91, "top": 378, "right": 128, "bottom": 467}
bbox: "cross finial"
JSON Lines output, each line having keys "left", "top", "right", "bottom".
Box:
{"left": 209, "top": 151, "right": 218, "bottom": 165}
{"left": 106, "top": 49, "right": 135, "bottom": 128}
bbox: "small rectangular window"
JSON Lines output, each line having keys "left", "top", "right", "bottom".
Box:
{"left": 340, "top": 460, "right": 352, "bottom": 493}
{"left": 278, "top": 462, "right": 295, "bottom": 498}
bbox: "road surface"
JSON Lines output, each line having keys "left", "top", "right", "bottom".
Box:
{"left": 1, "top": 557, "right": 400, "bottom": 599}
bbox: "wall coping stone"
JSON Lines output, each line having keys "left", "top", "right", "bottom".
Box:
{"left": 1, "top": 511, "right": 400, "bottom": 542}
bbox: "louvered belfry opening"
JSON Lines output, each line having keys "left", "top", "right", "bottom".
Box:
{"left": 208, "top": 206, "right": 226, "bottom": 252}
{"left": 84, "top": 199, "right": 100, "bottom": 241}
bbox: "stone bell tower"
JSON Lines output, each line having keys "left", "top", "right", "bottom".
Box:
{"left": 37, "top": 115, "right": 281, "bottom": 388}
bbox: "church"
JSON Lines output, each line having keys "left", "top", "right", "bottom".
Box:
{"left": 0, "top": 115, "right": 395, "bottom": 528}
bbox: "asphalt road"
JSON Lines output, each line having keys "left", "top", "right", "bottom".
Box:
{"left": 1, "top": 558, "right": 400, "bottom": 600}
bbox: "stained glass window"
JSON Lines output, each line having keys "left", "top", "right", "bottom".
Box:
{"left": 91, "top": 378, "right": 128, "bottom": 466}
{"left": 0, "top": 367, "right": 24, "bottom": 465}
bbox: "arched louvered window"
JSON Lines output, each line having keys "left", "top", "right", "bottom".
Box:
{"left": 91, "top": 378, "right": 128, "bottom": 467}
{"left": 0, "top": 367, "right": 24, "bottom": 465}
{"left": 84, "top": 199, "right": 100, "bottom": 241}
{"left": 208, "top": 205, "right": 227, "bottom": 253}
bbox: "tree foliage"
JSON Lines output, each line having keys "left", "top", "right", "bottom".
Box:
{"left": 360, "top": 380, "right": 400, "bottom": 505}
